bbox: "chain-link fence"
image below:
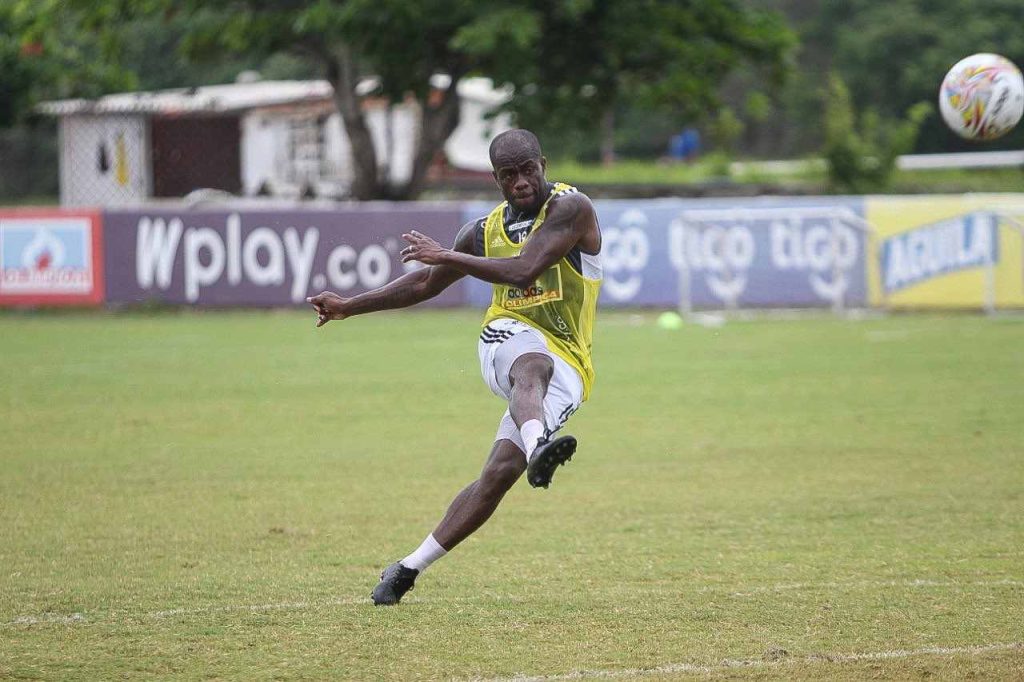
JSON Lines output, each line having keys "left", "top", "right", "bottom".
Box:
{"left": 55, "top": 114, "right": 152, "bottom": 207}
{"left": 0, "top": 123, "right": 59, "bottom": 203}
{"left": 33, "top": 109, "right": 248, "bottom": 208}
{"left": 46, "top": 110, "right": 341, "bottom": 207}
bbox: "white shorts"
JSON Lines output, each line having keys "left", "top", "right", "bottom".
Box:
{"left": 478, "top": 318, "right": 584, "bottom": 454}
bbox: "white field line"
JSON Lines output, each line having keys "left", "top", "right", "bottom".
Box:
{"left": 6, "top": 578, "right": 1021, "bottom": 627}
{"left": 706, "top": 578, "right": 1024, "bottom": 597}
{"left": 7, "top": 596, "right": 368, "bottom": 626}
{"left": 478, "top": 643, "right": 1024, "bottom": 681}
{"left": 5, "top": 592, "right": 522, "bottom": 626}
{"left": 11, "top": 613, "right": 87, "bottom": 625}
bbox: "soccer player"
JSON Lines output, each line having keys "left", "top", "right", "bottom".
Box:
{"left": 306, "top": 129, "right": 602, "bottom": 605}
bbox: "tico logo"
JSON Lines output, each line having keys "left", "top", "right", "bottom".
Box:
{"left": 670, "top": 207, "right": 867, "bottom": 308}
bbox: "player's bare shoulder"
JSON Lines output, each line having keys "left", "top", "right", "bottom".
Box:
{"left": 547, "top": 188, "right": 600, "bottom": 252}
{"left": 548, "top": 187, "right": 594, "bottom": 219}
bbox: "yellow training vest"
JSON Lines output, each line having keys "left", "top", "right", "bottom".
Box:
{"left": 481, "top": 183, "right": 600, "bottom": 400}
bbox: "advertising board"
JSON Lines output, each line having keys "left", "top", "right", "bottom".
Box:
{"left": 0, "top": 210, "right": 104, "bottom": 306}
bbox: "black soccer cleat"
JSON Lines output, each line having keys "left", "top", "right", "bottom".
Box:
{"left": 371, "top": 561, "right": 419, "bottom": 606}
{"left": 526, "top": 434, "right": 577, "bottom": 489}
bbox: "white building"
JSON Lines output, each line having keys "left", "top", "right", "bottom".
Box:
{"left": 38, "top": 77, "right": 512, "bottom": 206}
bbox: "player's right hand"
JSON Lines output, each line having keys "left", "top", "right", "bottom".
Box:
{"left": 306, "top": 291, "right": 350, "bottom": 327}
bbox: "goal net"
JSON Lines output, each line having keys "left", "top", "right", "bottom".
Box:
{"left": 670, "top": 205, "right": 879, "bottom": 319}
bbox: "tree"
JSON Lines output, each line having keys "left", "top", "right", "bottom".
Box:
{"left": 34, "top": 0, "right": 544, "bottom": 200}
{"left": 719, "top": 0, "right": 1024, "bottom": 159}
{"left": 814, "top": 0, "right": 1024, "bottom": 153}
{"left": 119, "top": 16, "right": 318, "bottom": 92}
{"left": 1, "top": 1, "right": 133, "bottom": 127}
{"left": 24, "top": 1, "right": 794, "bottom": 198}
{"left": 823, "top": 74, "right": 930, "bottom": 193}
{"left": 499, "top": 0, "right": 795, "bottom": 163}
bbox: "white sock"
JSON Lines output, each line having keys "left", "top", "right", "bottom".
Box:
{"left": 401, "top": 533, "right": 447, "bottom": 572}
{"left": 519, "top": 419, "right": 546, "bottom": 462}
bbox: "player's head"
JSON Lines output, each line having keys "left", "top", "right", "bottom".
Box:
{"left": 489, "top": 129, "right": 547, "bottom": 213}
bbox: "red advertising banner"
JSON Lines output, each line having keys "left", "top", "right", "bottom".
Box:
{"left": 0, "top": 209, "right": 104, "bottom": 306}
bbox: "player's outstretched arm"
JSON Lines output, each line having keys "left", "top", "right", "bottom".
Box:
{"left": 306, "top": 221, "right": 476, "bottom": 327}
{"left": 400, "top": 193, "right": 596, "bottom": 289}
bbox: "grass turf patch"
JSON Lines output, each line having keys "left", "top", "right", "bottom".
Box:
{"left": 1, "top": 310, "right": 1021, "bottom": 679}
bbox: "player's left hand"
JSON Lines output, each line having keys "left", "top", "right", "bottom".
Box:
{"left": 401, "top": 230, "right": 447, "bottom": 266}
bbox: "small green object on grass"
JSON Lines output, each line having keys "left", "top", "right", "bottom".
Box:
{"left": 656, "top": 311, "right": 684, "bottom": 330}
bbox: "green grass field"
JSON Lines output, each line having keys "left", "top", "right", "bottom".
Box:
{"left": 545, "top": 158, "right": 1024, "bottom": 194}
{"left": 8, "top": 158, "right": 1024, "bottom": 211}
{"left": 1, "top": 310, "right": 1022, "bottom": 680}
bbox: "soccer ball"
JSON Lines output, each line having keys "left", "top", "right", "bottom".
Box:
{"left": 939, "top": 53, "right": 1024, "bottom": 141}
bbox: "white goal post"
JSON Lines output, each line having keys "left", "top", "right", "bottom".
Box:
{"left": 984, "top": 205, "right": 1024, "bottom": 315}
{"left": 672, "top": 205, "right": 881, "bottom": 319}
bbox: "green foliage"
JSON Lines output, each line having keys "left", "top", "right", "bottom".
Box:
{"left": 0, "top": 124, "right": 58, "bottom": 199}
{"left": 744, "top": 91, "right": 772, "bottom": 122}
{"left": 710, "top": 107, "right": 745, "bottom": 153}
{"left": 815, "top": 0, "right": 1024, "bottom": 153}
{"left": 703, "top": 150, "right": 734, "bottom": 178}
{"left": 450, "top": 8, "right": 540, "bottom": 54}
{"left": 510, "top": 0, "right": 795, "bottom": 160}
{"left": 541, "top": 157, "right": 1024, "bottom": 194}
{"left": 823, "top": 74, "right": 930, "bottom": 193}
{"left": 720, "top": 0, "right": 1024, "bottom": 159}
{"left": 0, "top": 1, "right": 133, "bottom": 125}
{"left": 10, "top": 0, "right": 794, "bottom": 196}
{"left": 18, "top": 0, "right": 528, "bottom": 198}
{"left": 116, "top": 15, "right": 319, "bottom": 91}
{"left": 1, "top": 0, "right": 320, "bottom": 126}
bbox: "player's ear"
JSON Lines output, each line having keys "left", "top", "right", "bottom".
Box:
{"left": 492, "top": 170, "right": 501, "bottom": 189}
{"left": 540, "top": 156, "right": 547, "bottom": 173}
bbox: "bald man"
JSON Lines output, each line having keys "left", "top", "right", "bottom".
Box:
{"left": 307, "top": 129, "right": 603, "bottom": 605}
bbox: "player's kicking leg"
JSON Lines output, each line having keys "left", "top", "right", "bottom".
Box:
{"left": 508, "top": 352, "right": 578, "bottom": 489}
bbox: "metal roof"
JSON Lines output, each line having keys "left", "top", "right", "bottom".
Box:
{"left": 37, "top": 80, "right": 334, "bottom": 116}
{"left": 37, "top": 77, "right": 509, "bottom": 117}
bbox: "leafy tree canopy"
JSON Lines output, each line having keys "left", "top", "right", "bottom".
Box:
{"left": 813, "top": 0, "right": 1024, "bottom": 152}
{"left": 12, "top": 0, "right": 794, "bottom": 196}
{"left": 502, "top": 0, "right": 795, "bottom": 160}
{"left": 0, "top": 1, "right": 132, "bottom": 126}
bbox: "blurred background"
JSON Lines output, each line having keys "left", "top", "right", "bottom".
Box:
{"left": 1, "top": 0, "right": 1023, "bottom": 313}
{"left": 3, "top": 0, "right": 1024, "bottom": 206}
